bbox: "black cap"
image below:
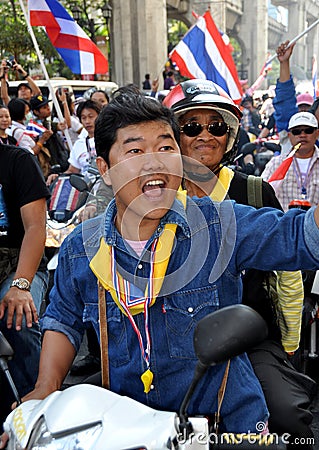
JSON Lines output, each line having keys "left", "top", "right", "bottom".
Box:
{"left": 17, "top": 82, "right": 32, "bottom": 92}
{"left": 30, "top": 94, "right": 51, "bottom": 111}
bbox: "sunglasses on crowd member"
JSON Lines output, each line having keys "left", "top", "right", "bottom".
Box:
{"left": 180, "top": 121, "right": 230, "bottom": 138}
{"left": 290, "top": 127, "right": 317, "bottom": 136}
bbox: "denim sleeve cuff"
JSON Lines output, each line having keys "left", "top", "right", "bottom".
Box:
{"left": 275, "top": 75, "right": 294, "bottom": 91}
{"left": 304, "top": 207, "right": 319, "bottom": 261}
{"left": 41, "top": 316, "right": 83, "bottom": 352}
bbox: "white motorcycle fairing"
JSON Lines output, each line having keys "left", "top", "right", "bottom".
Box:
{"left": 4, "top": 384, "right": 209, "bottom": 449}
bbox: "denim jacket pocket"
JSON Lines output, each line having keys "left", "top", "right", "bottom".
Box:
{"left": 163, "top": 285, "right": 219, "bottom": 359}
{"left": 83, "top": 301, "right": 130, "bottom": 367}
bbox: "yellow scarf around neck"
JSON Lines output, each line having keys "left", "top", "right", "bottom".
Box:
{"left": 179, "top": 166, "right": 234, "bottom": 202}
{"left": 89, "top": 190, "right": 187, "bottom": 315}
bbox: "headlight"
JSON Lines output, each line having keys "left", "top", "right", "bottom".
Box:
{"left": 26, "top": 416, "right": 102, "bottom": 449}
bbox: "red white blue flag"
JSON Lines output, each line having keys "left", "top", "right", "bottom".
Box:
{"left": 26, "top": 119, "right": 48, "bottom": 137}
{"left": 169, "top": 10, "right": 242, "bottom": 103}
{"left": 267, "top": 144, "right": 301, "bottom": 194}
{"left": 28, "top": 0, "right": 108, "bottom": 75}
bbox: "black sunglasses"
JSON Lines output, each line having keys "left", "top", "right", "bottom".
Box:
{"left": 290, "top": 127, "right": 317, "bottom": 136}
{"left": 180, "top": 121, "right": 230, "bottom": 137}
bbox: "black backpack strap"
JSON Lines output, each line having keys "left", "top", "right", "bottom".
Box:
{"left": 247, "top": 175, "right": 263, "bottom": 208}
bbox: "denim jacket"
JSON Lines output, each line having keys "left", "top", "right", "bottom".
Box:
{"left": 42, "top": 196, "right": 319, "bottom": 433}
{"left": 273, "top": 75, "right": 298, "bottom": 133}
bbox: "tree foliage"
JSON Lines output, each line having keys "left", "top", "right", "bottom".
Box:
{"left": 167, "top": 19, "right": 188, "bottom": 51}
{"left": 0, "top": 0, "right": 65, "bottom": 77}
{"left": 0, "top": 0, "right": 109, "bottom": 78}
{"left": 60, "top": 0, "right": 109, "bottom": 43}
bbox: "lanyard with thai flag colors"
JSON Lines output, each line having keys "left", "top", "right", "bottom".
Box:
{"left": 111, "top": 240, "right": 158, "bottom": 393}
{"left": 89, "top": 190, "right": 187, "bottom": 394}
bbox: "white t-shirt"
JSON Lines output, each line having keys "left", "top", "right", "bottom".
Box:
{"left": 52, "top": 115, "right": 83, "bottom": 146}
{"left": 7, "top": 122, "right": 36, "bottom": 154}
{"left": 295, "top": 157, "right": 311, "bottom": 178}
{"left": 68, "top": 136, "right": 96, "bottom": 175}
{"left": 68, "top": 116, "right": 83, "bottom": 144}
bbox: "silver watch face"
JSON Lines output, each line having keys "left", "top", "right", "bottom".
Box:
{"left": 12, "top": 278, "right": 30, "bottom": 290}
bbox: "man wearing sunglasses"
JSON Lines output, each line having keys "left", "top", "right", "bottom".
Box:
{"left": 262, "top": 111, "right": 319, "bottom": 212}
{"left": 164, "top": 80, "right": 313, "bottom": 449}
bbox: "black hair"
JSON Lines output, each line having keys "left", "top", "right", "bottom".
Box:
{"left": 111, "top": 83, "right": 141, "bottom": 100}
{"left": 262, "top": 93, "right": 269, "bottom": 102}
{"left": 8, "top": 98, "right": 27, "bottom": 121}
{"left": 308, "top": 97, "right": 319, "bottom": 115}
{"left": 241, "top": 95, "right": 253, "bottom": 107}
{"left": 76, "top": 99, "right": 102, "bottom": 121}
{"left": 90, "top": 89, "right": 110, "bottom": 103}
{"left": 95, "top": 89, "right": 180, "bottom": 166}
{"left": 17, "top": 82, "right": 32, "bottom": 93}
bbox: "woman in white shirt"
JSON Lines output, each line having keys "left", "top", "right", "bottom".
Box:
{"left": 47, "top": 100, "right": 101, "bottom": 186}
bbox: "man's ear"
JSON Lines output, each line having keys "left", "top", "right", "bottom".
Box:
{"left": 96, "top": 156, "right": 112, "bottom": 186}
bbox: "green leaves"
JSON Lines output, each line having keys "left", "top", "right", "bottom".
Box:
{"left": 0, "top": 0, "right": 109, "bottom": 78}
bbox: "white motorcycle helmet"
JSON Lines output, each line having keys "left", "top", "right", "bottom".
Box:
{"left": 163, "top": 79, "right": 242, "bottom": 164}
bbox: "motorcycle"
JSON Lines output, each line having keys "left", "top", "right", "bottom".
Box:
{"left": 239, "top": 137, "right": 280, "bottom": 176}
{"left": 45, "top": 170, "right": 100, "bottom": 302}
{"left": 0, "top": 305, "right": 287, "bottom": 449}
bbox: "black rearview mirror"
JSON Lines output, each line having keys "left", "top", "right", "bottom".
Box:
{"left": 194, "top": 304, "right": 268, "bottom": 366}
{"left": 69, "top": 174, "right": 89, "bottom": 192}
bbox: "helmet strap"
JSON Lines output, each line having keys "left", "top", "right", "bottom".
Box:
{"left": 184, "top": 166, "right": 219, "bottom": 181}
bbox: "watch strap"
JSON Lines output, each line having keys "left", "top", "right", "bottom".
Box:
{"left": 11, "top": 278, "right": 31, "bottom": 291}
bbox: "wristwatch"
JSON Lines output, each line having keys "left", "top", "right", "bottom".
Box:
{"left": 11, "top": 278, "right": 31, "bottom": 291}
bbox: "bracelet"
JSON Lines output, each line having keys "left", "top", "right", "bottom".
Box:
{"left": 37, "top": 141, "right": 43, "bottom": 149}
{"left": 22, "top": 73, "right": 29, "bottom": 80}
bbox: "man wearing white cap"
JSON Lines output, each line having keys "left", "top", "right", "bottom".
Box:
{"left": 262, "top": 111, "right": 319, "bottom": 211}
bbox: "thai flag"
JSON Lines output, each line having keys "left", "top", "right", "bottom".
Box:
{"left": 26, "top": 119, "right": 48, "bottom": 137}
{"left": 169, "top": 10, "right": 242, "bottom": 103}
{"left": 268, "top": 144, "right": 301, "bottom": 193}
{"left": 28, "top": 0, "right": 108, "bottom": 75}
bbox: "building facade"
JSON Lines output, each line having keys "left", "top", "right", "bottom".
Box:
{"left": 110, "top": 0, "right": 319, "bottom": 90}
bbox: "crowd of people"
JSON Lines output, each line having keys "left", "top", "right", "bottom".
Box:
{"left": 0, "top": 40, "right": 319, "bottom": 449}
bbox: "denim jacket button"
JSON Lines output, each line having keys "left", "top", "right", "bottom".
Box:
{"left": 188, "top": 307, "right": 194, "bottom": 313}
{"left": 138, "top": 263, "right": 143, "bottom": 269}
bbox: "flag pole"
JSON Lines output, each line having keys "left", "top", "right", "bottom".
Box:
{"left": 266, "top": 18, "right": 319, "bottom": 65}
{"left": 18, "top": 0, "right": 73, "bottom": 152}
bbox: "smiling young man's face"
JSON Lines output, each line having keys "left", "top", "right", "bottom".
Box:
{"left": 97, "top": 120, "right": 182, "bottom": 240}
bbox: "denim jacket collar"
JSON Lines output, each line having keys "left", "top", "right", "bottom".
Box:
{"left": 83, "top": 197, "right": 191, "bottom": 252}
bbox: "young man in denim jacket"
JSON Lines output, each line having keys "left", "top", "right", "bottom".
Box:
{"left": 7, "top": 90, "right": 319, "bottom": 441}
